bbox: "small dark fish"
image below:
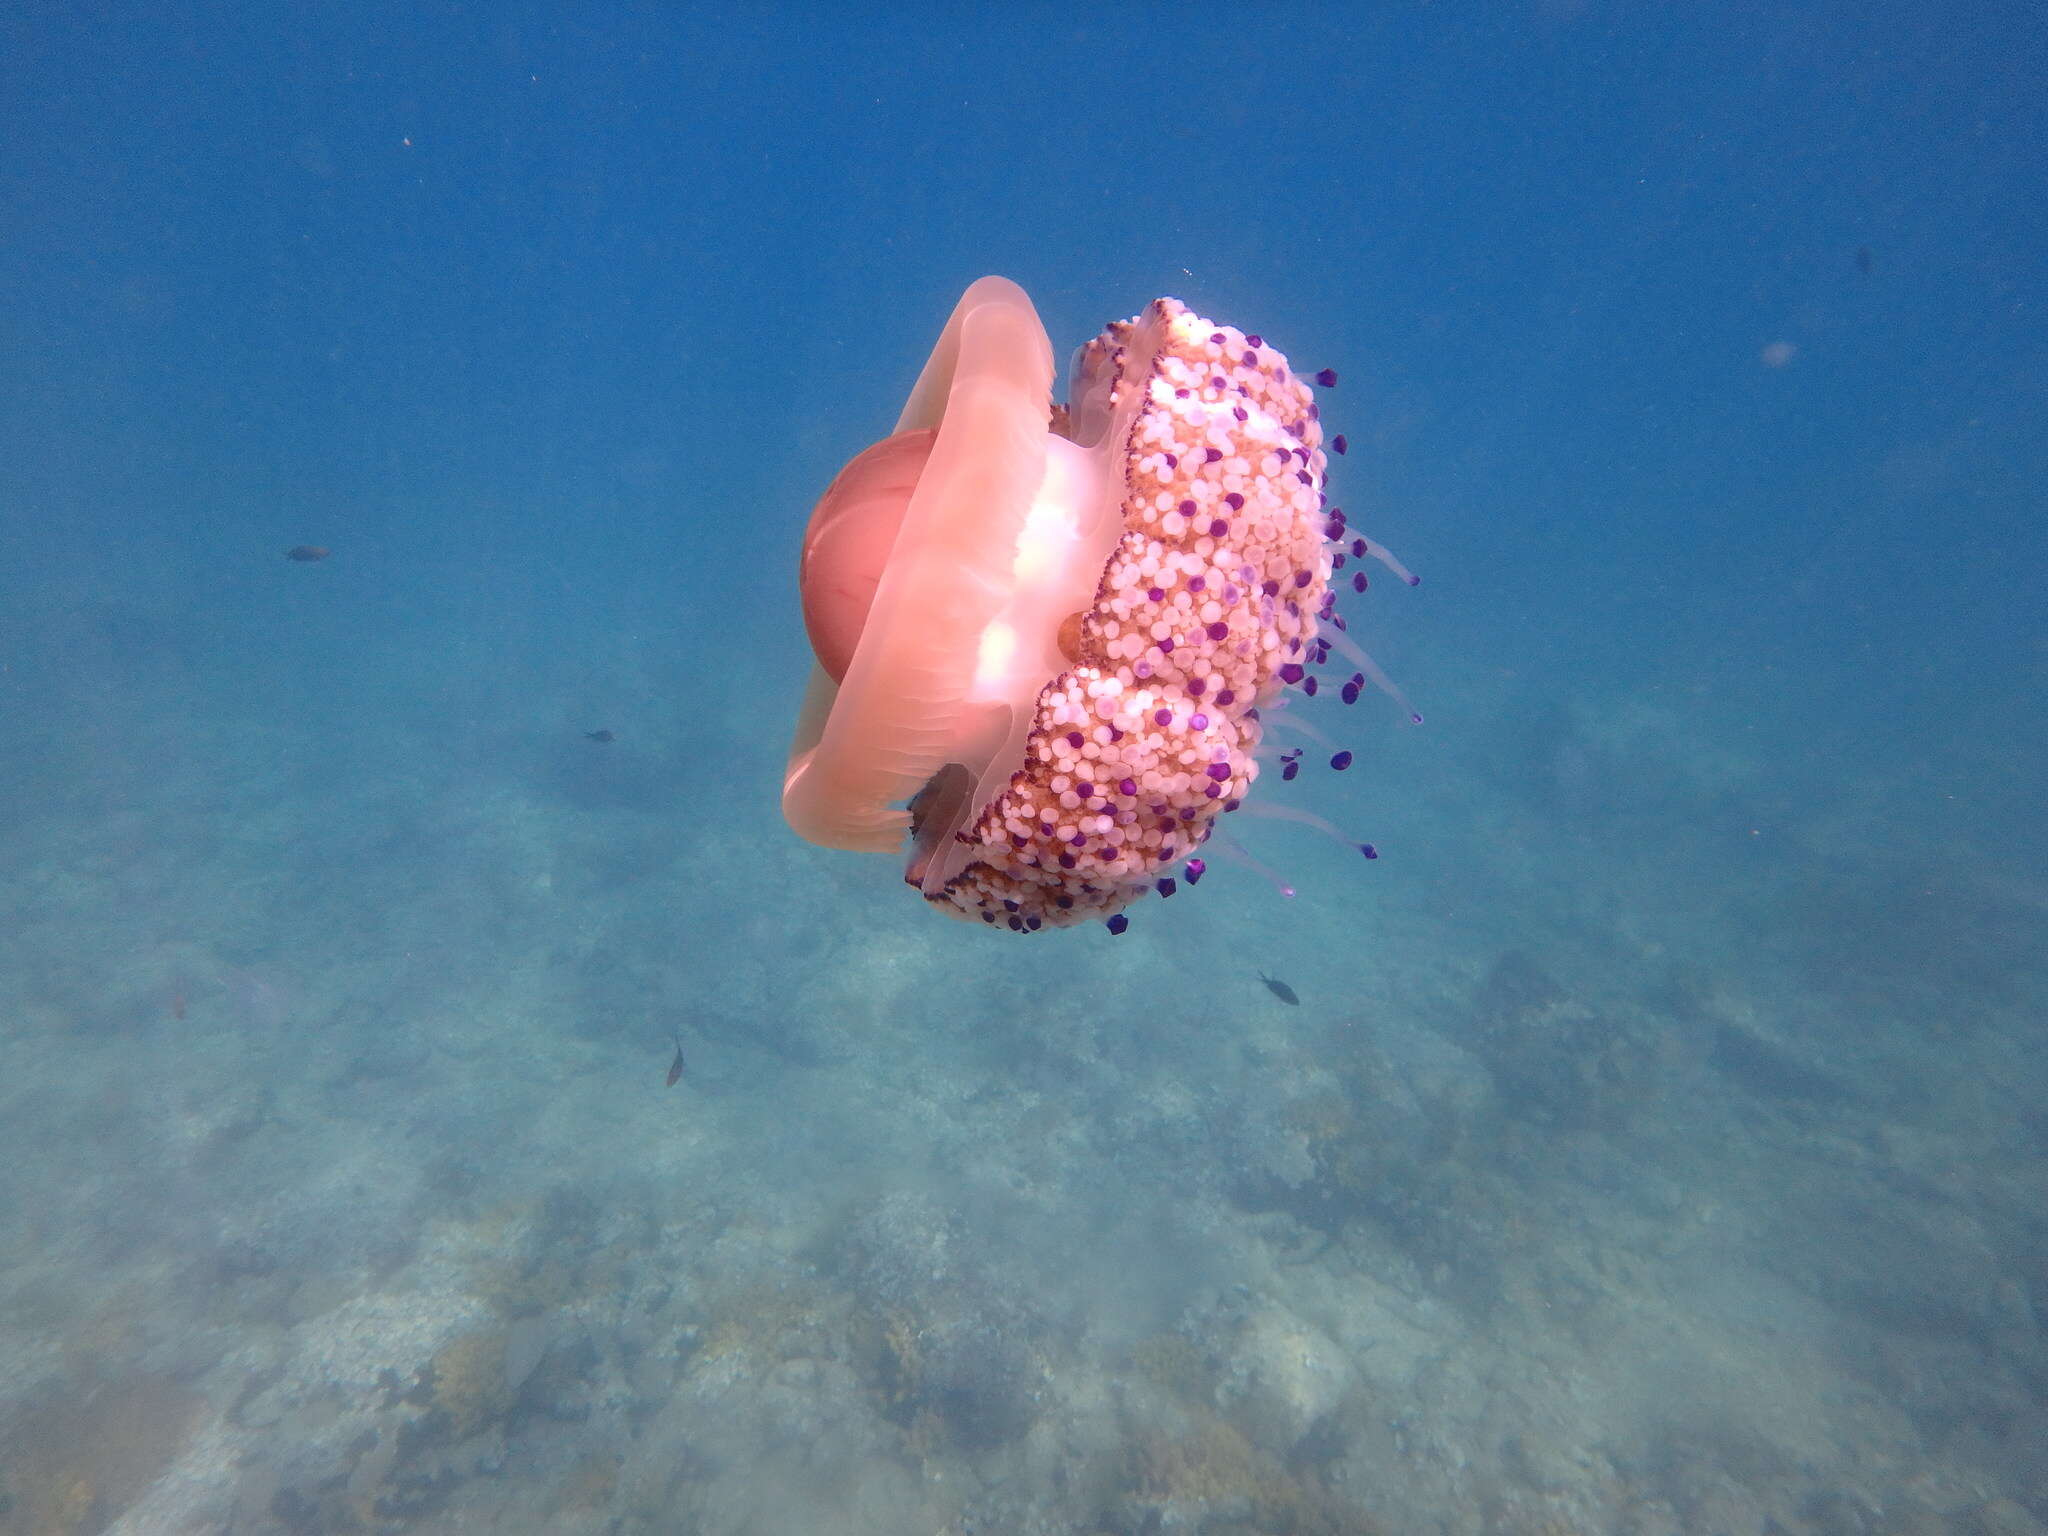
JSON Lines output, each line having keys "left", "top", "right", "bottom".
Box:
{"left": 584, "top": 729, "right": 615, "bottom": 743}
{"left": 1855, "top": 245, "right": 1872, "bottom": 276}
{"left": 665, "top": 1030, "right": 687, "bottom": 1088}
{"left": 285, "top": 545, "right": 330, "bottom": 562}
{"left": 1259, "top": 972, "right": 1300, "bottom": 1006}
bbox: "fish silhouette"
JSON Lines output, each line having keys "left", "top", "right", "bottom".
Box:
{"left": 1258, "top": 972, "right": 1300, "bottom": 1006}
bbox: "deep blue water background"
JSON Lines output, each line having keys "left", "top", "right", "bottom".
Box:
{"left": 2, "top": 4, "right": 2043, "bottom": 1532}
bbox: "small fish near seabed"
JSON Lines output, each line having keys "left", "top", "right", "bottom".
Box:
{"left": 665, "top": 1030, "right": 688, "bottom": 1088}
{"left": 584, "top": 729, "right": 615, "bottom": 744}
{"left": 1258, "top": 972, "right": 1300, "bottom": 1006}
{"left": 285, "top": 545, "right": 330, "bottom": 562}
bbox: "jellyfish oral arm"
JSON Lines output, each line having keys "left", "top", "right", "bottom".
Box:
{"left": 927, "top": 433, "right": 1126, "bottom": 893}
{"left": 1320, "top": 626, "right": 1423, "bottom": 724}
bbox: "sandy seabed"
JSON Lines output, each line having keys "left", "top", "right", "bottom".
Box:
{"left": 1, "top": 658, "right": 2043, "bottom": 1536}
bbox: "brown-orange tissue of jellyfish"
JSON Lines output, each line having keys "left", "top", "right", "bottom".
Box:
{"left": 784, "top": 277, "right": 1416, "bottom": 934}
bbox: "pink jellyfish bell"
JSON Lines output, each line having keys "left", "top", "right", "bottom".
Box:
{"left": 785, "top": 276, "right": 1407, "bottom": 933}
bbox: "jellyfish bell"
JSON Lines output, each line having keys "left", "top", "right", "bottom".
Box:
{"left": 784, "top": 276, "right": 1411, "bottom": 932}
{"left": 797, "top": 427, "right": 935, "bottom": 686}
{"left": 785, "top": 276, "right": 1121, "bottom": 884}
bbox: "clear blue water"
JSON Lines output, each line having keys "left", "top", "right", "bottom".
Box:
{"left": 2, "top": 5, "right": 2042, "bottom": 1532}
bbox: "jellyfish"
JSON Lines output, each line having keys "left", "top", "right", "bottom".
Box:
{"left": 783, "top": 277, "right": 1415, "bottom": 933}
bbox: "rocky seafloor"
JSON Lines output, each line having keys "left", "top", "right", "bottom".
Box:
{"left": 1, "top": 681, "right": 2043, "bottom": 1536}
